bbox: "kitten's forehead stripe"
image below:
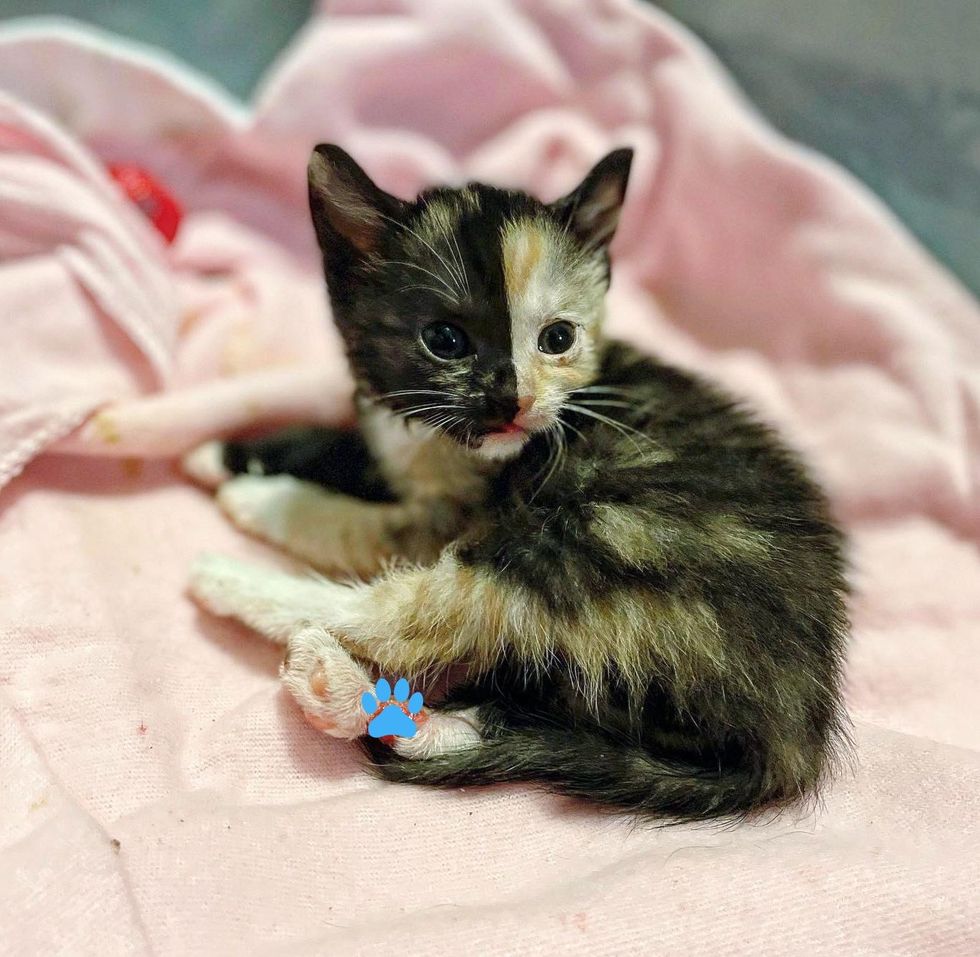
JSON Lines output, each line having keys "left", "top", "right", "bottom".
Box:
{"left": 501, "top": 217, "right": 555, "bottom": 396}
{"left": 502, "top": 220, "right": 547, "bottom": 303}
{"left": 500, "top": 215, "right": 607, "bottom": 400}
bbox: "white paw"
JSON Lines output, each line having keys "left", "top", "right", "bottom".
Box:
{"left": 392, "top": 709, "right": 482, "bottom": 759}
{"left": 182, "top": 441, "right": 231, "bottom": 489}
{"left": 281, "top": 626, "right": 372, "bottom": 739}
{"left": 188, "top": 553, "right": 347, "bottom": 643}
{"left": 187, "top": 553, "right": 263, "bottom": 618}
{"left": 216, "top": 474, "right": 302, "bottom": 543}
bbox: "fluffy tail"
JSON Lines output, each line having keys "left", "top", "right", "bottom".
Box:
{"left": 361, "top": 723, "right": 787, "bottom": 822}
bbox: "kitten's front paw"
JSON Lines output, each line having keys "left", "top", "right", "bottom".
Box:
{"left": 281, "top": 626, "right": 371, "bottom": 739}
{"left": 216, "top": 474, "right": 302, "bottom": 544}
{"left": 187, "top": 553, "right": 263, "bottom": 619}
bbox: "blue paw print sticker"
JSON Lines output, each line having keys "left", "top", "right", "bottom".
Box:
{"left": 361, "top": 678, "right": 424, "bottom": 739}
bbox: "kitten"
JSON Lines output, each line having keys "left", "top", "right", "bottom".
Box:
{"left": 187, "top": 144, "right": 849, "bottom": 822}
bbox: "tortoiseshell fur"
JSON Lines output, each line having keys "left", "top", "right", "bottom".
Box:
{"left": 194, "top": 145, "right": 850, "bottom": 822}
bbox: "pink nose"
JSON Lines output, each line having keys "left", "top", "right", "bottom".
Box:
{"left": 517, "top": 394, "right": 536, "bottom": 413}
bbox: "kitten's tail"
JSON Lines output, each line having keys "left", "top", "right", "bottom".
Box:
{"left": 361, "top": 723, "right": 792, "bottom": 822}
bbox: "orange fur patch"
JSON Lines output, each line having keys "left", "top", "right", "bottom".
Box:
{"left": 502, "top": 222, "right": 546, "bottom": 302}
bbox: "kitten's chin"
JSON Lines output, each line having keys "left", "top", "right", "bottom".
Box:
{"left": 473, "top": 430, "right": 529, "bottom": 461}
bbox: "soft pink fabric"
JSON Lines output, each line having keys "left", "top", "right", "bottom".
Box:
{"left": 1, "top": 2, "right": 979, "bottom": 954}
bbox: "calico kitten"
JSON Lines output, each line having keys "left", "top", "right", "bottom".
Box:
{"left": 187, "top": 144, "right": 849, "bottom": 822}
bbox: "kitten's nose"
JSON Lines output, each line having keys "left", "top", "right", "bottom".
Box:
{"left": 517, "top": 394, "right": 536, "bottom": 414}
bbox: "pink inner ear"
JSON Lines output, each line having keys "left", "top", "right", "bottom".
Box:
{"left": 328, "top": 200, "right": 383, "bottom": 253}
{"left": 580, "top": 183, "right": 623, "bottom": 240}
{"left": 315, "top": 175, "right": 384, "bottom": 253}
{"left": 309, "top": 149, "right": 388, "bottom": 254}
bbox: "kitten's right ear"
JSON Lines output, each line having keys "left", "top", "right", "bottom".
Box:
{"left": 307, "top": 144, "right": 404, "bottom": 257}
{"left": 550, "top": 148, "right": 633, "bottom": 252}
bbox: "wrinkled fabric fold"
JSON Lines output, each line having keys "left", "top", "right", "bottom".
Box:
{"left": 1, "top": 2, "right": 978, "bottom": 953}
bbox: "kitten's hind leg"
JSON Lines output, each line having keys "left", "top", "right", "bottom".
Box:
{"left": 183, "top": 426, "right": 394, "bottom": 501}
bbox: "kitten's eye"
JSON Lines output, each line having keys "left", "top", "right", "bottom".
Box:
{"left": 538, "top": 320, "right": 576, "bottom": 355}
{"left": 421, "top": 322, "right": 470, "bottom": 360}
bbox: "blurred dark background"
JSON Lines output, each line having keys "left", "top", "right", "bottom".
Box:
{"left": 1, "top": 0, "right": 977, "bottom": 296}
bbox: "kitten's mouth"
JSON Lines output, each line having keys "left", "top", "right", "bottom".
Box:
{"left": 478, "top": 425, "right": 527, "bottom": 445}
{"left": 473, "top": 423, "right": 530, "bottom": 460}
{"left": 488, "top": 422, "right": 525, "bottom": 436}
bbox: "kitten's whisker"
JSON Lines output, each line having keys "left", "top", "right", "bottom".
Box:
{"left": 565, "top": 402, "right": 651, "bottom": 454}
{"left": 435, "top": 413, "right": 466, "bottom": 433}
{"left": 378, "top": 214, "right": 468, "bottom": 297}
{"left": 392, "top": 400, "right": 462, "bottom": 411}
{"left": 448, "top": 229, "right": 471, "bottom": 296}
{"left": 525, "top": 428, "right": 555, "bottom": 500}
{"left": 527, "top": 439, "right": 554, "bottom": 503}
{"left": 393, "top": 403, "right": 463, "bottom": 420}
{"left": 541, "top": 427, "right": 568, "bottom": 498}
{"left": 425, "top": 408, "right": 459, "bottom": 425}
{"left": 439, "top": 221, "right": 465, "bottom": 286}
{"left": 572, "top": 385, "right": 645, "bottom": 398}
{"left": 377, "top": 389, "right": 459, "bottom": 401}
{"left": 566, "top": 402, "right": 649, "bottom": 439}
{"left": 399, "top": 407, "right": 461, "bottom": 417}
{"left": 529, "top": 423, "right": 565, "bottom": 502}
{"left": 397, "top": 283, "right": 458, "bottom": 305}
{"left": 382, "top": 260, "right": 459, "bottom": 300}
{"left": 425, "top": 412, "right": 468, "bottom": 437}
{"left": 573, "top": 398, "right": 635, "bottom": 409}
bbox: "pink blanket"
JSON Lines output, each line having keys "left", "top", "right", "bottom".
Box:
{"left": 2, "top": 1, "right": 979, "bottom": 953}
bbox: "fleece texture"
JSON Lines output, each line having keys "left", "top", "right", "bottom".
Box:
{"left": 1, "top": 1, "right": 978, "bottom": 953}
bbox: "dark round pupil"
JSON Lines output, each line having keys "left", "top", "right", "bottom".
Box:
{"left": 539, "top": 321, "right": 575, "bottom": 354}
{"left": 422, "top": 322, "right": 468, "bottom": 359}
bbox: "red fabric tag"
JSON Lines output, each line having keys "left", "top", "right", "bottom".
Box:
{"left": 107, "top": 163, "right": 183, "bottom": 244}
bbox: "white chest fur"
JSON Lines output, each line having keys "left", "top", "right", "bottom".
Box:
{"left": 358, "top": 402, "right": 492, "bottom": 504}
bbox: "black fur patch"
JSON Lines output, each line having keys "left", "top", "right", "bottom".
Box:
{"left": 222, "top": 426, "right": 395, "bottom": 502}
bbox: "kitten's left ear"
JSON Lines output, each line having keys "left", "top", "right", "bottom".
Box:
{"left": 308, "top": 144, "right": 406, "bottom": 257}
{"left": 550, "top": 148, "right": 634, "bottom": 251}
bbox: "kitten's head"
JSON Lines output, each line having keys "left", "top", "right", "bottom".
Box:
{"left": 308, "top": 144, "right": 633, "bottom": 460}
